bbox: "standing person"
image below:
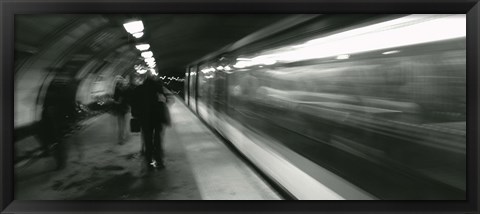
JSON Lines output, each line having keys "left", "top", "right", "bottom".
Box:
{"left": 113, "top": 77, "right": 130, "bottom": 145}
{"left": 131, "top": 71, "right": 171, "bottom": 171}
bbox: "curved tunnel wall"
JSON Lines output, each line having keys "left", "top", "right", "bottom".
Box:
{"left": 14, "top": 15, "right": 137, "bottom": 130}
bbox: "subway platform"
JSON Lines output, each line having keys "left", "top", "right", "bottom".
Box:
{"left": 14, "top": 97, "right": 281, "bottom": 200}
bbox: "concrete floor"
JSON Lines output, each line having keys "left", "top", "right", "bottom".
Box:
{"left": 14, "top": 98, "right": 281, "bottom": 200}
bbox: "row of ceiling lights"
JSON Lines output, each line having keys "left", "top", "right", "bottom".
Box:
{"left": 122, "top": 19, "right": 157, "bottom": 75}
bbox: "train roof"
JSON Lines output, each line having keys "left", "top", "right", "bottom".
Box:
{"left": 187, "top": 14, "right": 319, "bottom": 66}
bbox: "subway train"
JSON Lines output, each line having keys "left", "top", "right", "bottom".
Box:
{"left": 184, "top": 14, "right": 466, "bottom": 200}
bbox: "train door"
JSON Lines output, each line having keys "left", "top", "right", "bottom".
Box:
{"left": 212, "top": 69, "right": 227, "bottom": 130}
{"left": 196, "top": 63, "right": 215, "bottom": 125}
{"left": 184, "top": 67, "right": 189, "bottom": 105}
{"left": 188, "top": 66, "right": 197, "bottom": 112}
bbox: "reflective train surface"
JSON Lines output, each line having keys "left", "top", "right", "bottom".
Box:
{"left": 184, "top": 14, "right": 466, "bottom": 200}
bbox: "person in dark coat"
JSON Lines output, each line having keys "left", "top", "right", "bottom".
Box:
{"left": 113, "top": 77, "right": 130, "bottom": 145}
{"left": 131, "top": 71, "right": 171, "bottom": 170}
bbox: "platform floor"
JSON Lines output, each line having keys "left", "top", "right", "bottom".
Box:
{"left": 14, "top": 97, "right": 281, "bottom": 200}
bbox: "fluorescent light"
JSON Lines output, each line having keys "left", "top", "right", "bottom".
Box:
{"left": 150, "top": 69, "right": 157, "bottom": 75}
{"left": 134, "top": 64, "right": 143, "bottom": 70}
{"left": 137, "top": 69, "right": 147, "bottom": 74}
{"left": 336, "top": 54, "right": 350, "bottom": 60}
{"left": 202, "top": 67, "right": 216, "bottom": 73}
{"left": 233, "top": 62, "right": 248, "bottom": 68}
{"left": 132, "top": 32, "right": 144, "bottom": 38}
{"left": 382, "top": 50, "right": 400, "bottom": 55}
{"left": 144, "top": 58, "right": 155, "bottom": 63}
{"left": 136, "top": 44, "right": 150, "bottom": 51}
{"left": 260, "top": 58, "right": 276, "bottom": 65}
{"left": 123, "top": 20, "right": 144, "bottom": 34}
{"left": 141, "top": 51, "right": 153, "bottom": 58}
{"left": 232, "top": 57, "right": 276, "bottom": 68}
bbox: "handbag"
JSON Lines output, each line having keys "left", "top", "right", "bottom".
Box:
{"left": 159, "top": 102, "right": 171, "bottom": 126}
{"left": 130, "top": 118, "right": 141, "bottom": 133}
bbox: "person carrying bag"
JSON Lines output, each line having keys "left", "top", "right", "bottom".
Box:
{"left": 129, "top": 72, "right": 171, "bottom": 170}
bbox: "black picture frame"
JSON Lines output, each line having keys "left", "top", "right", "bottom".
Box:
{"left": 1, "top": 0, "right": 479, "bottom": 213}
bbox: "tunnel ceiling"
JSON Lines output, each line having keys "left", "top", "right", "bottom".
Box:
{"left": 16, "top": 14, "right": 288, "bottom": 78}
{"left": 108, "top": 14, "right": 289, "bottom": 77}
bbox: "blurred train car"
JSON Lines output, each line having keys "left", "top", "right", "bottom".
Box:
{"left": 185, "top": 14, "right": 466, "bottom": 200}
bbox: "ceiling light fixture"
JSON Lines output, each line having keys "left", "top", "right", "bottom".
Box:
{"left": 141, "top": 51, "right": 153, "bottom": 58}
{"left": 136, "top": 44, "right": 150, "bottom": 51}
{"left": 336, "top": 54, "right": 350, "bottom": 60}
{"left": 137, "top": 69, "right": 147, "bottom": 74}
{"left": 144, "top": 58, "right": 155, "bottom": 63}
{"left": 132, "top": 32, "right": 144, "bottom": 38}
{"left": 123, "top": 20, "right": 144, "bottom": 34}
{"left": 382, "top": 50, "right": 400, "bottom": 55}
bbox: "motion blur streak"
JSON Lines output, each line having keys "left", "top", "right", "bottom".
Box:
{"left": 187, "top": 14, "right": 466, "bottom": 199}
{"left": 247, "top": 14, "right": 465, "bottom": 65}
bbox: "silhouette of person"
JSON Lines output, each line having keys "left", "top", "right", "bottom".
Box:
{"left": 113, "top": 77, "right": 130, "bottom": 145}
{"left": 131, "top": 71, "right": 170, "bottom": 170}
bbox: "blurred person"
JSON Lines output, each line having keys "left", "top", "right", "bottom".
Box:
{"left": 130, "top": 71, "right": 171, "bottom": 171}
{"left": 113, "top": 77, "right": 130, "bottom": 145}
{"left": 36, "top": 80, "right": 76, "bottom": 170}
{"left": 127, "top": 73, "right": 145, "bottom": 154}
{"left": 37, "top": 104, "right": 67, "bottom": 170}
